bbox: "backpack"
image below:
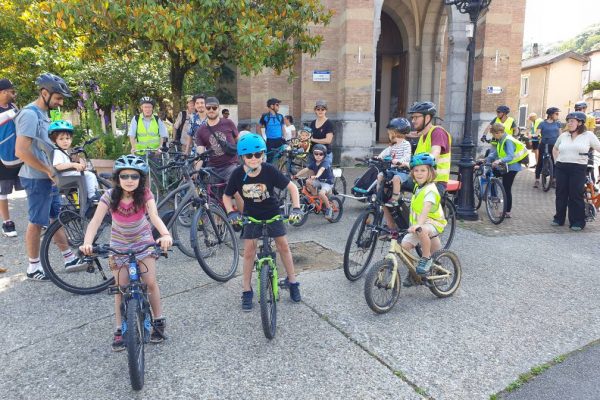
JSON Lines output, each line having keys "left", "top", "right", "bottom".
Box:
{"left": 260, "top": 112, "right": 284, "bottom": 139}
{"left": 0, "top": 104, "right": 22, "bottom": 167}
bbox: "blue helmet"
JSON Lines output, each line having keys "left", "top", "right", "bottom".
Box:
{"left": 410, "top": 153, "right": 436, "bottom": 169}
{"left": 48, "top": 120, "right": 74, "bottom": 136}
{"left": 566, "top": 112, "right": 587, "bottom": 123}
{"left": 237, "top": 134, "right": 267, "bottom": 156}
{"left": 114, "top": 154, "right": 149, "bottom": 175}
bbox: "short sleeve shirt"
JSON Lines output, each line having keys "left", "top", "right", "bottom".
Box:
{"left": 195, "top": 118, "right": 239, "bottom": 168}
{"left": 307, "top": 159, "right": 334, "bottom": 184}
{"left": 15, "top": 103, "right": 52, "bottom": 179}
{"left": 224, "top": 163, "right": 290, "bottom": 220}
{"left": 259, "top": 113, "right": 285, "bottom": 140}
{"left": 53, "top": 148, "right": 71, "bottom": 166}
{"left": 310, "top": 119, "right": 335, "bottom": 154}
{"left": 0, "top": 104, "right": 20, "bottom": 180}
{"left": 127, "top": 115, "right": 169, "bottom": 138}
{"left": 538, "top": 121, "right": 562, "bottom": 145}
{"left": 429, "top": 127, "right": 450, "bottom": 155}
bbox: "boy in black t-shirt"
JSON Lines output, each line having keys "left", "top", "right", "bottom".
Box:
{"left": 294, "top": 144, "right": 335, "bottom": 221}
{"left": 223, "top": 134, "right": 303, "bottom": 311}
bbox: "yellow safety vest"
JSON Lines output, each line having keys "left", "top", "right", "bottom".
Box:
{"left": 497, "top": 134, "right": 528, "bottom": 165}
{"left": 585, "top": 115, "right": 596, "bottom": 131}
{"left": 531, "top": 118, "right": 543, "bottom": 138}
{"left": 494, "top": 116, "right": 515, "bottom": 135}
{"left": 415, "top": 125, "right": 452, "bottom": 183}
{"left": 409, "top": 183, "right": 447, "bottom": 233}
{"left": 135, "top": 115, "right": 160, "bottom": 155}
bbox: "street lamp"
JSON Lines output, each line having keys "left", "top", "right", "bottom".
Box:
{"left": 444, "top": 0, "right": 492, "bottom": 220}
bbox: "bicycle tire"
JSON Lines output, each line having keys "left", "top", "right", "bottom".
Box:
{"left": 126, "top": 299, "right": 145, "bottom": 391}
{"left": 428, "top": 250, "right": 462, "bottom": 298}
{"left": 364, "top": 259, "right": 401, "bottom": 314}
{"left": 343, "top": 208, "right": 384, "bottom": 281}
{"left": 327, "top": 196, "right": 344, "bottom": 223}
{"left": 541, "top": 157, "right": 552, "bottom": 192}
{"left": 40, "top": 214, "right": 114, "bottom": 295}
{"left": 439, "top": 199, "right": 456, "bottom": 250}
{"left": 585, "top": 202, "right": 596, "bottom": 222}
{"left": 171, "top": 201, "right": 197, "bottom": 258}
{"left": 473, "top": 175, "right": 483, "bottom": 210}
{"left": 191, "top": 204, "right": 239, "bottom": 282}
{"left": 290, "top": 195, "right": 310, "bottom": 227}
{"left": 485, "top": 178, "right": 507, "bottom": 224}
{"left": 333, "top": 175, "right": 347, "bottom": 204}
{"left": 259, "top": 264, "right": 277, "bottom": 339}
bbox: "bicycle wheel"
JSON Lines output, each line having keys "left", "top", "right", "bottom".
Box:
{"left": 363, "top": 259, "right": 401, "bottom": 314}
{"left": 259, "top": 264, "right": 277, "bottom": 339}
{"left": 327, "top": 196, "right": 343, "bottom": 223}
{"left": 343, "top": 208, "right": 385, "bottom": 281}
{"left": 290, "top": 195, "right": 310, "bottom": 227}
{"left": 427, "top": 250, "right": 462, "bottom": 298}
{"left": 191, "top": 204, "right": 239, "bottom": 282}
{"left": 439, "top": 199, "right": 456, "bottom": 250}
{"left": 125, "top": 299, "right": 145, "bottom": 391}
{"left": 541, "top": 157, "right": 553, "bottom": 192}
{"left": 473, "top": 175, "right": 482, "bottom": 210}
{"left": 485, "top": 178, "right": 507, "bottom": 225}
{"left": 333, "top": 175, "right": 347, "bottom": 204}
{"left": 171, "top": 200, "right": 196, "bottom": 258}
{"left": 40, "top": 211, "right": 114, "bottom": 295}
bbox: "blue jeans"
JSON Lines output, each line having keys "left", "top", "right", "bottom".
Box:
{"left": 20, "top": 177, "right": 61, "bottom": 226}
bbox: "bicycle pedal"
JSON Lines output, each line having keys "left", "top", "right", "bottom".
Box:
{"left": 278, "top": 278, "right": 289, "bottom": 289}
{"left": 107, "top": 285, "right": 120, "bottom": 295}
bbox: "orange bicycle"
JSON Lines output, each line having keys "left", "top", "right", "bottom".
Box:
{"left": 290, "top": 178, "right": 343, "bottom": 227}
{"left": 584, "top": 165, "right": 600, "bottom": 222}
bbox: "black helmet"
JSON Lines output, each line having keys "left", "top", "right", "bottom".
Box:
{"left": 566, "top": 112, "right": 587, "bottom": 123}
{"left": 408, "top": 101, "right": 437, "bottom": 116}
{"left": 546, "top": 107, "right": 560, "bottom": 115}
{"left": 139, "top": 96, "right": 155, "bottom": 106}
{"left": 35, "top": 73, "right": 72, "bottom": 97}
{"left": 574, "top": 101, "right": 587, "bottom": 111}
{"left": 496, "top": 105, "right": 510, "bottom": 114}
{"left": 386, "top": 118, "right": 412, "bottom": 134}
{"left": 266, "top": 98, "right": 281, "bottom": 107}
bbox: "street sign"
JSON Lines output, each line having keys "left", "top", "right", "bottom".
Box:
{"left": 487, "top": 86, "right": 503, "bottom": 94}
{"left": 313, "top": 70, "right": 331, "bottom": 82}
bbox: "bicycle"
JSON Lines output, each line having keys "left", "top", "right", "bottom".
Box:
{"left": 473, "top": 161, "right": 507, "bottom": 224}
{"left": 239, "top": 215, "right": 293, "bottom": 339}
{"left": 540, "top": 143, "right": 554, "bottom": 192}
{"left": 82, "top": 243, "right": 172, "bottom": 391}
{"left": 288, "top": 177, "right": 343, "bottom": 227}
{"left": 583, "top": 153, "right": 600, "bottom": 222}
{"left": 139, "top": 147, "right": 182, "bottom": 203}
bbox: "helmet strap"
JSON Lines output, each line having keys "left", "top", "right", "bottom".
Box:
{"left": 242, "top": 164, "right": 261, "bottom": 182}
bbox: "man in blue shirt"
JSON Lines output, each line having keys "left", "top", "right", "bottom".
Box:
{"left": 257, "top": 98, "right": 286, "bottom": 163}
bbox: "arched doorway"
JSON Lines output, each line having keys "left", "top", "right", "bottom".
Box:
{"left": 375, "top": 11, "right": 407, "bottom": 143}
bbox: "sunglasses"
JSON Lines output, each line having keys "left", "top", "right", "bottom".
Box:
{"left": 119, "top": 173, "right": 141, "bottom": 181}
{"left": 206, "top": 105, "right": 219, "bottom": 111}
{"left": 243, "top": 152, "right": 264, "bottom": 160}
{"left": 313, "top": 151, "right": 325, "bottom": 156}
{"left": 315, "top": 107, "right": 326, "bottom": 111}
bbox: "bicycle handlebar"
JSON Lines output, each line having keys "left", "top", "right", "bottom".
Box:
{"left": 83, "top": 241, "right": 178, "bottom": 258}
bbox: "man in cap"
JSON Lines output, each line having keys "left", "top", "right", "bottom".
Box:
{"left": 257, "top": 98, "right": 286, "bottom": 163}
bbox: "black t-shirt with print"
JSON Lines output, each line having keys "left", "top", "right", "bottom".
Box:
{"left": 310, "top": 119, "right": 335, "bottom": 154}
{"left": 224, "top": 163, "right": 290, "bottom": 220}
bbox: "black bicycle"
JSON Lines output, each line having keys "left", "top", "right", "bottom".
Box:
{"left": 540, "top": 143, "right": 554, "bottom": 192}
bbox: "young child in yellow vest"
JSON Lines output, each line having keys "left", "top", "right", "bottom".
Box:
{"left": 401, "top": 153, "right": 447, "bottom": 283}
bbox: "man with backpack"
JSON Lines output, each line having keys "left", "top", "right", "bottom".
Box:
{"left": 257, "top": 98, "right": 286, "bottom": 163}
{"left": 0, "top": 78, "right": 21, "bottom": 240}
{"left": 14, "top": 73, "right": 74, "bottom": 281}
{"left": 128, "top": 96, "right": 169, "bottom": 156}
{"left": 173, "top": 96, "right": 194, "bottom": 144}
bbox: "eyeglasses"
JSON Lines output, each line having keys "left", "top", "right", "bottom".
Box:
{"left": 243, "top": 152, "right": 264, "bottom": 160}
{"left": 315, "top": 107, "right": 326, "bottom": 111}
{"left": 119, "top": 173, "right": 141, "bottom": 181}
{"left": 410, "top": 115, "right": 423, "bottom": 120}
{"left": 206, "top": 106, "right": 219, "bottom": 111}
{"left": 313, "top": 151, "right": 325, "bottom": 156}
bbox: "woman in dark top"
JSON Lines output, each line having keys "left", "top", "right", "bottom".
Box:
{"left": 310, "top": 100, "right": 335, "bottom": 164}
{"left": 534, "top": 107, "right": 561, "bottom": 188}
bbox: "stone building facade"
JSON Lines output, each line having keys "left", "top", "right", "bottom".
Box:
{"left": 237, "top": 0, "right": 525, "bottom": 164}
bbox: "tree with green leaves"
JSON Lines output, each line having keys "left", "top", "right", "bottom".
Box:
{"left": 20, "top": 0, "right": 332, "bottom": 115}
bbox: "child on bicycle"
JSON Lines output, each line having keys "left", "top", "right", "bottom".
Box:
{"left": 294, "top": 143, "right": 336, "bottom": 220}
{"left": 294, "top": 126, "right": 312, "bottom": 153}
{"left": 79, "top": 155, "right": 172, "bottom": 351}
{"left": 223, "top": 134, "right": 304, "bottom": 311}
{"left": 401, "top": 153, "right": 446, "bottom": 277}
{"left": 377, "top": 118, "right": 412, "bottom": 207}
{"left": 49, "top": 120, "right": 100, "bottom": 203}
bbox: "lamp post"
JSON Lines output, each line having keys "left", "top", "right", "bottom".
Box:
{"left": 444, "top": 0, "right": 491, "bottom": 220}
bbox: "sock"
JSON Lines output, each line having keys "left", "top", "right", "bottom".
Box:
{"left": 61, "top": 249, "right": 76, "bottom": 262}
{"left": 27, "top": 258, "right": 41, "bottom": 274}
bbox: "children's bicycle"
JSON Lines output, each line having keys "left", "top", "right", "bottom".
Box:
{"left": 363, "top": 227, "right": 462, "bottom": 314}
{"left": 289, "top": 178, "right": 343, "bottom": 226}
{"left": 241, "top": 215, "right": 293, "bottom": 339}
{"left": 81, "top": 242, "right": 173, "bottom": 391}
{"left": 473, "top": 161, "right": 507, "bottom": 224}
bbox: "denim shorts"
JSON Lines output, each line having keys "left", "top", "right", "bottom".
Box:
{"left": 20, "top": 177, "right": 61, "bottom": 226}
{"left": 0, "top": 177, "right": 23, "bottom": 195}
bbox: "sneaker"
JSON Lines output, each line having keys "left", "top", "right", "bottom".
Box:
{"left": 551, "top": 220, "right": 563, "bottom": 227}
{"left": 324, "top": 207, "right": 334, "bottom": 221}
{"left": 533, "top": 180, "right": 540, "bottom": 189}
{"left": 1, "top": 221, "right": 17, "bottom": 237}
{"left": 570, "top": 226, "right": 583, "bottom": 232}
{"left": 242, "top": 289, "right": 253, "bottom": 312}
{"left": 402, "top": 272, "right": 416, "bottom": 287}
{"left": 504, "top": 212, "right": 511, "bottom": 218}
{"left": 416, "top": 257, "right": 433, "bottom": 275}
{"left": 64, "top": 258, "right": 88, "bottom": 273}
{"left": 26, "top": 269, "right": 49, "bottom": 282}
{"left": 112, "top": 329, "right": 125, "bottom": 352}
{"left": 288, "top": 281, "right": 301, "bottom": 302}
{"left": 150, "top": 318, "right": 166, "bottom": 343}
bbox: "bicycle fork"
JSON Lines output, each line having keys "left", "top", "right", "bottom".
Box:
{"left": 256, "top": 257, "right": 280, "bottom": 300}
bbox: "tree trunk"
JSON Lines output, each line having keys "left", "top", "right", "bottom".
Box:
{"left": 170, "top": 60, "right": 186, "bottom": 119}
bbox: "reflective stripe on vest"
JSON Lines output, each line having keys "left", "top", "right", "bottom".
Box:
{"left": 497, "top": 134, "right": 528, "bottom": 164}
{"left": 415, "top": 125, "right": 452, "bottom": 183}
{"left": 495, "top": 116, "right": 515, "bottom": 135}
{"left": 135, "top": 115, "right": 160, "bottom": 154}
{"left": 409, "top": 183, "right": 447, "bottom": 233}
